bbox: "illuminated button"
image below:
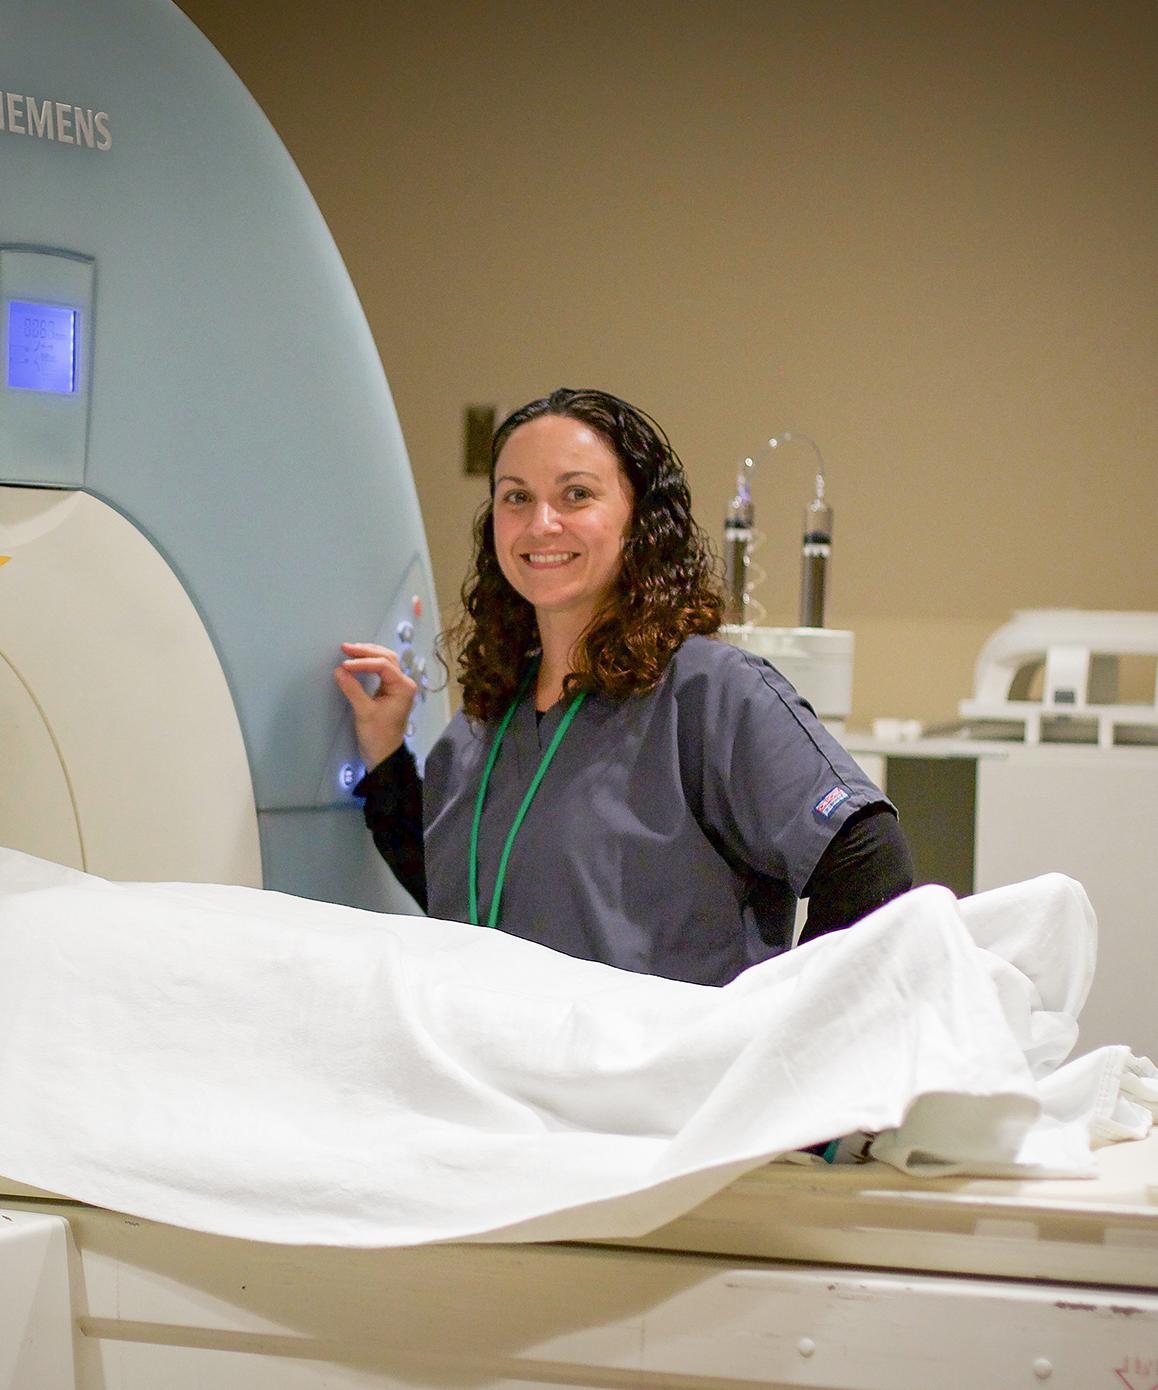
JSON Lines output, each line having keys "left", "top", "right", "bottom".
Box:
{"left": 338, "top": 762, "right": 360, "bottom": 791}
{"left": 396, "top": 620, "right": 414, "bottom": 644}
{"left": 412, "top": 595, "right": 423, "bottom": 618}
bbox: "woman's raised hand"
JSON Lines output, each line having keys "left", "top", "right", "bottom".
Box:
{"left": 334, "top": 642, "right": 418, "bottom": 772}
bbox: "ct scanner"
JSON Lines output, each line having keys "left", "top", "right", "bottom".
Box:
{"left": 0, "top": 0, "right": 447, "bottom": 906}
{"left": 1, "top": 4, "right": 1156, "bottom": 1389}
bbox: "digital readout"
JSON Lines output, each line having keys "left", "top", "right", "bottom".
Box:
{"left": 7, "top": 301, "right": 78, "bottom": 394}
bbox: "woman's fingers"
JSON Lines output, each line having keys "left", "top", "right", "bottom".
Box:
{"left": 340, "top": 642, "right": 408, "bottom": 664}
{"left": 338, "top": 644, "right": 415, "bottom": 693}
{"left": 341, "top": 641, "right": 399, "bottom": 662}
{"left": 339, "top": 658, "right": 416, "bottom": 697}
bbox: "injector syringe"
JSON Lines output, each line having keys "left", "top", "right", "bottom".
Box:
{"left": 769, "top": 432, "right": 832, "bottom": 629}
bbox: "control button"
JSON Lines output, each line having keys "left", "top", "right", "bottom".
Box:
{"left": 406, "top": 719, "right": 416, "bottom": 738}
{"left": 396, "top": 620, "right": 414, "bottom": 644}
{"left": 338, "top": 761, "right": 361, "bottom": 792}
{"left": 412, "top": 595, "right": 423, "bottom": 618}
{"left": 400, "top": 647, "right": 416, "bottom": 675}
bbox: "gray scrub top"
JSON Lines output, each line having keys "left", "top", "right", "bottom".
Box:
{"left": 423, "top": 635, "right": 889, "bottom": 986}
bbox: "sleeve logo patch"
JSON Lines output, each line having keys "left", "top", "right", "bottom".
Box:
{"left": 814, "top": 786, "right": 850, "bottom": 818}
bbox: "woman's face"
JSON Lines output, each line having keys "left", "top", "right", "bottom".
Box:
{"left": 492, "top": 414, "right": 634, "bottom": 628}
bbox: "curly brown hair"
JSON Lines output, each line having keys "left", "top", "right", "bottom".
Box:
{"left": 443, "top": 387, "right": 724, "bottom": 722}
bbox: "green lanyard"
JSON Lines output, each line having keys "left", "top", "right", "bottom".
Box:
{"left": 468, "top": 672, "right": 587, "bottom": 928}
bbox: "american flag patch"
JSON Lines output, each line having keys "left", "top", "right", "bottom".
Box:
{"left": 814, "top": 786, "right": 850, "bottom": 819}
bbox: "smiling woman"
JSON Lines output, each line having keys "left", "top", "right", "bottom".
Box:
{"left": 454, "top": 389, "right": 724, "bottom": 720}
{"left": 336, "top": 387, "right": 913, "bottom": 984}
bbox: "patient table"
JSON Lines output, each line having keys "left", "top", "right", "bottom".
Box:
{"left": 3, "top": 1133, "right": 1156, "bottom": 1390}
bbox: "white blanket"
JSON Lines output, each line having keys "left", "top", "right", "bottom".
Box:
{"left": 0, "top": 849, "right": 1153, "bottom": 1247}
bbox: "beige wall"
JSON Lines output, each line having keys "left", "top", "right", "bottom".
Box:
{"left": 177, "top": 0, "right": 1156, "bottom": 728}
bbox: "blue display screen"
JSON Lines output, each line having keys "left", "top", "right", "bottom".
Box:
{"left": 7, "top": 301, "right": 78, "bottom": 394}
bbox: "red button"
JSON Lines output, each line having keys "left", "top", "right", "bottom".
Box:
{"left": 412, "top": 595, "right": 423, "bottom": 618}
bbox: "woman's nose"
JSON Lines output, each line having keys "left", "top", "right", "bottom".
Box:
{"left": 530, "top": 501, "right": 563, "bottom": 534}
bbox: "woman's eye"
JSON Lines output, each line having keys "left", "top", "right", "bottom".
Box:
{"left": 565, "top": 486, "right": 593, "bottom": 503}
{"left": 501, "top": 490, "right": 529, "bottom": 505}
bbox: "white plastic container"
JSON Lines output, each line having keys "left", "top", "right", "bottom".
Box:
{"left": 720, "top": 625, "right": 855, "bottom": 726}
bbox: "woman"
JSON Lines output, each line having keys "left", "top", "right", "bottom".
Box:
{"left": 335, "top": 388, "right": 912, "bottom": 985}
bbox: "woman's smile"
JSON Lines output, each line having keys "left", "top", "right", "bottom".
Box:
{"left": 523, "top": 550, "right": 579, "bottom": 568}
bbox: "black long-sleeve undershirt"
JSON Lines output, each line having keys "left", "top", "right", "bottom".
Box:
{"left": 355, "top": 748, "right": 914, "bottom": 943}
{"left": 798, "top": 803, "right": 914, "bottom": 944}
